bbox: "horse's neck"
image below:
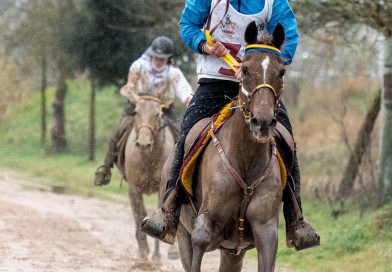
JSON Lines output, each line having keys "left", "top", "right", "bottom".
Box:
{"left": 226, "top": 110, "right": 272, "bottom": 179}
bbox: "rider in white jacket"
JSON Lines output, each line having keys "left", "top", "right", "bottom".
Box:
{"left": 94, "top": 36, "right": 193, "bottom": 186}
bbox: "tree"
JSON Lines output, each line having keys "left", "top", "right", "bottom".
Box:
{"left": 72, "top": 0, "right": 189, "bottom": 87}
{"left": 378, "top": 37, "right": 392, "bottom": 203}
{"left": 68, "top": 0, "right": 191, "bottom": 160}
{"left": 2, "top": 0, "right": 81, "bottom": 152}
{"left": 292, "top": 0, "right": 392, "bottom": 203}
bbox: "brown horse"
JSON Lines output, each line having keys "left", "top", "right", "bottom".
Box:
{"left": 124, "top": 94, "right": 175, "bottom": 260}
{"left": 162, "top": 22, "right": 287, "bottom": 271}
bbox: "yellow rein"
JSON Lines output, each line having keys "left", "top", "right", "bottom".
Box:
{"left": 139, "top": 95, "right": 170, "bottom": 109}
{"left": 204, "top": 30, "right": 281, "bottom": 73}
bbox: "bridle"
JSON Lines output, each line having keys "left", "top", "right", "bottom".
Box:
{"left": 238, "top": 44, "right": 282, "bottom": 122}
{"left": 134, "top": 95, "right": 165, "bottom": 147}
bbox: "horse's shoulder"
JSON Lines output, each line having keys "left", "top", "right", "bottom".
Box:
{"left": 184, "top": 117, "right": 212, "bottom": 154}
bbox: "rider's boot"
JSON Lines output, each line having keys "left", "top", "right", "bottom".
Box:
{"left": 94, "top": 103, "right": 135, "bottom": 186}
{"left": 141, "top": 142, "right": 185, "bottom": 244}
{"left": 94, "top": 132, "right": 119, "bottom": 186}
{"left": 141, "top": 181, "right": 181, "bottom": 244}
{"left": 284, "top": 156, "right": 320, "bottom": 251}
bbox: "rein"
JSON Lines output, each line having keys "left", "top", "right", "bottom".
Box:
{"left": 212, "top": 43, "right": 281, "bottom": 255}
{"left": 237, "top": 44, "right": 282, "bottom": 122}
{"left": 138, "top": 95, "right": 162, "bottom": 104}
{"left": 239, "top": 83, "right": 280, "bottom": 122}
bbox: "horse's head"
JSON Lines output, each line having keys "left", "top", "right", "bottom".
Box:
{"left": 133, "top": 95, "right": 164, "bottom": 151}
{"left": 240, "top": 21, "right": 286, "bottom": 143}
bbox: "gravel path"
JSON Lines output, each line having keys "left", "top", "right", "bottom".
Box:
{"left": 0, "top": 170, "right": 291, "bottom": 272}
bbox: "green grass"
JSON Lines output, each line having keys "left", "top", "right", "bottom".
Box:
{"left": 0, "top": 80, "right": 136, "bottom": 199}
{"left": 246, "top": 201, "right": 392, "bottom": 271}
{"left": 1, "top": 79, "right": 391, "bottom": 271}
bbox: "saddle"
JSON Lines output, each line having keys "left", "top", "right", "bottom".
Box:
{"left": 179, "top": 103, "right": 295, "bottom": 197}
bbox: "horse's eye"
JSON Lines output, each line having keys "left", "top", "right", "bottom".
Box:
{"left": 242, "top": 66, "right": 250, "bottom": 76}
{"left": 279, "top": 69, "right": 286, "bottom": 78}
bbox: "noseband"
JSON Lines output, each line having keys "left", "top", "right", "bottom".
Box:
{"left": 135, "top": 95, "right": 164, "bottom": 146}
{"left": 239, "top": 44, "right": 282, "bottom": 122}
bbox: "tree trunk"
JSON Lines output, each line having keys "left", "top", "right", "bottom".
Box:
{"left": 40, "top": 52, "right": 47, "bottom": 146}
{"left": 378, "top": 36, "right": 392, "bottom": 204}
{"left": 51, "top": 65, "right": 67, "bottom": 152}
{"left": 88, "top": 79, "right": 96, "bottom": 161}
{"left": 337, "top": 90, "right": 381, "bottom": 200}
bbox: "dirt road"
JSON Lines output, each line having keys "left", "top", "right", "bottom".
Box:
{"left": 0, "top": 170, "right": 291, "bottom": 272}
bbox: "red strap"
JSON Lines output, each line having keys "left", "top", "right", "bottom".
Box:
{"left": 205, "top": 0, "right": 230, "bottom": 35}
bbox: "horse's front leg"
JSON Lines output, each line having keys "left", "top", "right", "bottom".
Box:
{"left": 190, "top": 213, "right": 214, "bottom": 272}
{"left": 218, "top": 250, "right": 245, "bottom": 272}
{"left": 128, "top": 182, "right": 150, "bottom": 259}
{"left": 251, "top": 217, "right": 279, "bottom": 272}
{"left": 177, "top": 221, "right": 192, "bottom": 272}
{"left": 152, "top": 187, "right": 162, "bottom": 262}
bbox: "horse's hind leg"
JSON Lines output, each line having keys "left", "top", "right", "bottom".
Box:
{"left": 128, "top": 183, "right": 150, "bottom": 259}
{"left": 177, "top": 222, "right": 192, "bottom": 272}
{"left": 218, "top": 250, "right": 245, "bottom": 272}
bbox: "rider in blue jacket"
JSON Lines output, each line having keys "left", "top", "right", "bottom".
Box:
{"left": 142, "top": 0, "right": 320, "bottom": 250}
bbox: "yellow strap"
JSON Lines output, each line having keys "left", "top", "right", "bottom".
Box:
{"left": 255, "top": 84, "right": 276, "bottom": 94}
{"left": 205, "top": 30, "right": 239, "bottom": 73}
{"left": 139, "top": 95, "right": 162, "bottom": 103}
{"left": 245, "top": 44, "right": 281, "bottom": 53}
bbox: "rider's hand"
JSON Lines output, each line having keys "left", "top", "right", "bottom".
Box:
{"left": 234, "top": 63, "right": 242, "bottom": 80}
{"left": 202, "top": 38, "right": 229, "bottom": 57}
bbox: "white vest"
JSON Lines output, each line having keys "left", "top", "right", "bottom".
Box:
{"left": 121, "top": 56, "right": 193, "bottom": 104}
{"left": 197, "top": 0, "right": 274, "bottom": 81}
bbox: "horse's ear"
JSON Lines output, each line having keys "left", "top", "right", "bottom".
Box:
{"left": 271, "top": 23, "right": 285, "bottom": 49}
{"left": 244, "top": 21, "right": 258, "bottom": 44}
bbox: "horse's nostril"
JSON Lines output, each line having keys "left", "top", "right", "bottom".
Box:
{"left": 135, "top": 142, "right": 140, "bottom": 147}
{"left": 250, "top": 117, "right": 258, "bottom": 126}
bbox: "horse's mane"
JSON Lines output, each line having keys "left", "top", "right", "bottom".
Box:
{"left": 258, "top": 34, "right": 274, "bottom": 46}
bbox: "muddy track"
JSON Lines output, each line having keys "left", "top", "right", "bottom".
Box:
{"left": 0, "top": 171, "right": 291, "bottom": 272}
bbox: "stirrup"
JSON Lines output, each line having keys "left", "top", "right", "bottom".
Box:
{"left": 141, "top": 187, "right": 180, "bottom": 244}
{"left": 287, "top": 220, "right": 320, "bottom": 251}
{"left": 141, "top": 208, "right": 177, "bottom": 244}
{"left": 94, "top": 165, "right": 112, "bottom": 186}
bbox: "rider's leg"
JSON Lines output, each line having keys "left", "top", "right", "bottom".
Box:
{"left": 276, "top": 102, "right": 320, "bottom": 250}
{"left": 142, "top": 79, "right": 239, "bottom": 243}
{"left": 162, "top": 104, "right": 180, "bottom": 138}
{"left": 94, "top": 101, "right": 135, "bottom": 186}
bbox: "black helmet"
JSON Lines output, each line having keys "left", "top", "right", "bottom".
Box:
{"left": 151, "top": 36, "right": 174, "bottom": 59}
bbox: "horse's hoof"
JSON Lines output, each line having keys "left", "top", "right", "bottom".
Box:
{"left": 138, "top": 246, "right": 150, "bottom": 260}
{"left": 151, "top": 253, "right": 161, "bottom": 264}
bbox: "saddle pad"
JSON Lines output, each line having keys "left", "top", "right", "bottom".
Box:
{"left": 179, "top": 102, "right": 236, "bottom": 196}
{"left": 179, "top": 101, "right": 287, "bottom": 196}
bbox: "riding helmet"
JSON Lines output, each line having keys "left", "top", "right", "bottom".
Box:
{"left": 151, "top": 36, "right": 174, "bottom": 59}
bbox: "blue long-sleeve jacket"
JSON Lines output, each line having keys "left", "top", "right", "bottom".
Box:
{"left": 179, "top": 0, "right": 299, "bottom": 65}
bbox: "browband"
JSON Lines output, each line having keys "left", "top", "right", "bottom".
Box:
{"left": 245, "top": 44, "right": 281, "bottom": 57}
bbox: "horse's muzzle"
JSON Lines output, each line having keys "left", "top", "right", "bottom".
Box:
{"left": 250, "top": 117, "right": 277, "bottom": 142}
